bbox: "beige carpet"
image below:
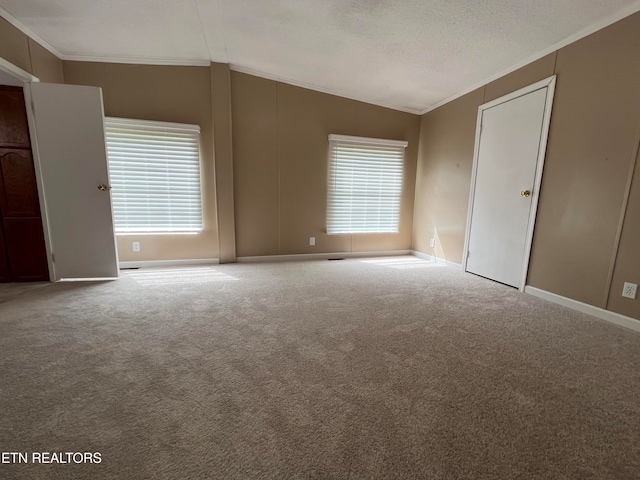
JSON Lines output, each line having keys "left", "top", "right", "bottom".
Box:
{"left": 0, "top": 256, "right": 638, "bottom": 479}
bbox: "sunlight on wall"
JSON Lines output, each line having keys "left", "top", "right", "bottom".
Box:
{"left": 433, "top": 227, "right": 447, "bottom": 263}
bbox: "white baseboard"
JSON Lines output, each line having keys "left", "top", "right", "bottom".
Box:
{"left": 525, "top": 286, "right": 640, "bottom": 333}
{"left": 237, "top": 250, "right": 411, "bottom": 263}
{"left": 119, "top": 258, "right": 219, "bottom": 269}
{"left": 410, "top": 250, "right": 463, "bottom": 270}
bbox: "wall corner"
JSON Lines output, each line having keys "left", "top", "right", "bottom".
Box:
{"left": 211, "top": 62, "right": 237, "bottom": 263}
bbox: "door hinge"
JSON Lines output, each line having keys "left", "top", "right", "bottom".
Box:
{"left": 51, "top": 253, "right": 55, "bottom": 262}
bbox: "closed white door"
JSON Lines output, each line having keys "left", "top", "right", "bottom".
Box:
{"left": 466, "top": 87, "right": 548, "bottom": 288}
{"left": 25, "top": 83, "right": 119, "bottom": 280}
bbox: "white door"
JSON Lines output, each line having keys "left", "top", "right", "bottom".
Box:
{"left": 466, "top": 84, "right": 552, "bottom": 288}
{"left": 25, "top": 83, "right": 119, "bottom": 280}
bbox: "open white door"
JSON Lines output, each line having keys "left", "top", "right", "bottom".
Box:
{"left": 25, "top": 83, "right": 119, "bottom": 280}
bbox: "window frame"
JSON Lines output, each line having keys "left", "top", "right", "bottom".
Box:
{"left": 326, "top": 134, "right": 408, "bottom": 235}
{"left": 104, "top": 117, "right": 204, "bottom": 236}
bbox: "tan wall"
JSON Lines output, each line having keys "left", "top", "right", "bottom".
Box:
{"left": 527, "top": 14, "right": 640, "bottom": 308}
{"left": 0, "top": 18, "right": 64, "bottom": 83}
{"left": 413, "top": 11, "right": 640, "bottom": 320}
{"left": 28, "top": 39, "right": 64, "bottom": 83}
{"left": 412, "top": 88, "right": 484, "bottom": 261}
{"left": 231, "top": 72, "right": 420, "bottom": 257}
{"left": 607, "top": 147, "right": 640, "bottom": 319}
{"left": 63, "top": 62, "right": 219, "bottom": 262}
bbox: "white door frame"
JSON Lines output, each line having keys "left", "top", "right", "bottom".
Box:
{"left": 23, "top": 84, "right": 58, "bottom": 282}
{"left": 462, "top": 75, "right": 556, "bottom": 292}
{"left": 0, "top": 57, "right": 39, "bottom": 84}
{"left": 0, "top": 59, "right": 56, "bottom": 281}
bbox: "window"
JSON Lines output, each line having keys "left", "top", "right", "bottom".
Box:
{"left": 104, "top": 117, "right": 203, "bottom": 234}
{"left": 327, "top": 134, "right": 407, "bottom": 234}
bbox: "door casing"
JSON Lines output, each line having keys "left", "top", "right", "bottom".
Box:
{"left": 462, "top": 76, "right": 556, "bottom": 292}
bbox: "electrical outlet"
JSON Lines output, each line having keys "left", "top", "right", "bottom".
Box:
{"left": 429, "top": 238, "right": 435, "bottom": 248}
{"left": 132, "top": 241, "right": 141, "bottom": 252}
{"left": 622, "top": 282, "right": 637, "bottom": 299}
{"left": 309, "top": 237, "right": 316, "bottom": 246}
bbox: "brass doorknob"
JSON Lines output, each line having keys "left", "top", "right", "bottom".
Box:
{"left": 97, "top": 184, "right": 110, "bottom": 191}
{"left": 520, "top": 190, "right": 531, "bottom": 197}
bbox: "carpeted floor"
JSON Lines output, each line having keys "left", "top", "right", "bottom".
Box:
{"left": 0, "top": 281, "right": 48, "bottom": 306}
{"left": 0, "top": 256, "right": 638, "bottom": 479}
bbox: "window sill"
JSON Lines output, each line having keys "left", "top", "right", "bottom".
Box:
{"left": 115, "top": 231, "right": 202, "bottom": 236}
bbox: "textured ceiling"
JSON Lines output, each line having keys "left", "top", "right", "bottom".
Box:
{"left": 2, "top": 0, "right": 640, "bottom": 113}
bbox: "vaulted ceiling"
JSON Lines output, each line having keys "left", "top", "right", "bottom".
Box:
{"left": 2, "top": 0, "right": 639, "bottom": 113}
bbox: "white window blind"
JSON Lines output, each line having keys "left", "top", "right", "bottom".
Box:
{"left": 104, "top": 117, "right": 203, "bottom": 234}
{"left": 327, "top": 134, "right": 407, "bottom": 234}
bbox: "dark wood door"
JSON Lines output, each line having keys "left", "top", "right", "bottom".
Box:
{"left": 0, "top": 86, "right": 31, "bottom": 148}
{"left": 2, "top": 218, "right": 48, "bottom": 281}
{"left": 0, "top": 223, "right": 10, "bottom": 282}
{"left": 0, "top": 85, "right": 49, "bottom": 282}
{"left": 0, "top": 148, "right": 40, "bottom": 216}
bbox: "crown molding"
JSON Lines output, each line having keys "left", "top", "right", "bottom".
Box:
{"left": 61, "top": 54, "right": 211, "bottom": 67}
{"left": 230, "top": 64, "right": 422, "bottom": 115}
{"left": 419, "top": 1, "right": 640, "bottom": 115}
{"left": 0, "top": 6, "right": 63, "bottom": 59}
